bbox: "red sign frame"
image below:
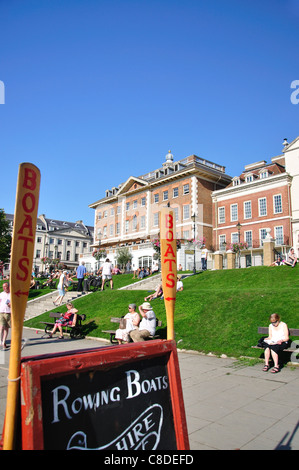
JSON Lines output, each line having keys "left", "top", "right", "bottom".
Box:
{"left": 20, "top": 340, "right": 189, "bottom": 450}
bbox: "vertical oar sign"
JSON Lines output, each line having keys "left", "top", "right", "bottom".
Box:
{"left": 3, "top": 163, "right": 41, "bottom": 450}
{"left": 160, "top": 207, "right": 177, "bottom": 340}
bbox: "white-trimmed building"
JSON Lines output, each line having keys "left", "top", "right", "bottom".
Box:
{"left": 83, "top": 151, "right": 232, "bottom": 272}
{"left": 4, "top": 213, "right": 93, "bottom": 274}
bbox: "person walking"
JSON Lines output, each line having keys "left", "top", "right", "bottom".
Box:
{"left": 99, "top": 258, "right": 114, "bottom": 290}
{"left": 53, "top": 270, "right": 68, "bottom": 305}
{"left": 76, "top": 262, "right": 86, "bottom": 292}
{"left": 0, "top": 283, "right": 11, "bottom": 350}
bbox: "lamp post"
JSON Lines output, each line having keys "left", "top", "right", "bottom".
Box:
{"left": 236, "top": 222, "right": 242, "bottom": 268}
{"left": 191, "top": 213, "right": 196, "bottom": 274}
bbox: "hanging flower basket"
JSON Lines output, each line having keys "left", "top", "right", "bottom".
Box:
{"left": 185, "top": 237, "right": 206, "bottom": 249}
{"left": 228, "top": 242, "right": 248, "bottom": 254}
{"left": 92, "top": 248, "right": 107, "bottom": 260}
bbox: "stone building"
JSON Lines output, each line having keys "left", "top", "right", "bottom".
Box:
{"left": 4, "top": 213, "right": 93, "bottom": 274}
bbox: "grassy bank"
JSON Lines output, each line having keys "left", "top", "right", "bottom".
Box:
{"left": 24, "top": 266, "right": 299, "bottom": 358}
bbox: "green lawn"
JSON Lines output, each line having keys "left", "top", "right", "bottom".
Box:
{"left": 23, "top": 266, "right": 299, "bottom": 358}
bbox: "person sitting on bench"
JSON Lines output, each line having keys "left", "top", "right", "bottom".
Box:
{"left": 115, "top": 303, "right": 140, "bottom": 345}
{"left": 48, "top": 302, "right": 78, "bottom": 339}
{"left": 130, "top": 302, "right": 156, "bottom": 342}
{"left": 262, "top": 313, "right": 289, "bottom": 374}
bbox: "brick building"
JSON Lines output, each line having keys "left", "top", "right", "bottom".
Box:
{"left": 211, "top": 146, "right": 293, "bottom": 267}
{"left": 86, "top": 151, "right": 231, "bottom": 272}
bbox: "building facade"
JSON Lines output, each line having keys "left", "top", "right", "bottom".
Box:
{"left": 4, "top": 213, "right": 94, "bottom": 274}
{"left": 211, "top": 141, "right": 295, "bottom": 268}
{"left": 85, "top": 151, "right": 232, "bottom": 271}
{"left": 284, "top": 136, "right": 299, "bottom": 255}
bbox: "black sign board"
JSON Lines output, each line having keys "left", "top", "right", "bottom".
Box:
{"left": 20, "top": 340, "right": 189, "bottom": 450}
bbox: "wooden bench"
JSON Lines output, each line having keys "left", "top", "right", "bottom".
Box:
{"left": 102, "top": 317, "right": 162, "bottom": 344}
{"left": 40, "top": 312, "right": 86, "bottom": 339}
{"left": 252, "top": 327, "right": 299, "bottom": 353}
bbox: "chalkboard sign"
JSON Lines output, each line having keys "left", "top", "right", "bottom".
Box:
{"left": 20, "top": 340, "right": 189, "bottom": 450}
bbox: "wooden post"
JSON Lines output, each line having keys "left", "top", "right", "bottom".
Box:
{"left": 3, "top": 163, "right": 41, "bottom": 450}
{"left": 160, "top": 207, "right": 177, "bottom": 340}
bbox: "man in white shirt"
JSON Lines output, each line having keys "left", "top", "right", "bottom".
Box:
{"left": 0, "top": 283, "right": 11, "bottom": 350}
{"left": 99, "top": 258, "right": 114, "bottom": 290}
{"left": 130, "top": 302, "right": 156, "bottom": 342}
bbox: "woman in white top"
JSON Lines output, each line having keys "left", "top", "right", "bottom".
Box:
{"left": 263, "top": 313, "right": 289, "bottom": 373}
{"left": 53, "top": 270, "right": 68, "bottom": 306}
{"left": 115, "top": 304, "right": 140, "bottom": 344}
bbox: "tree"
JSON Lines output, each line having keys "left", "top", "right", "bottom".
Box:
{"left": 0, "top": 209, "right": 12, "bottom": 264}
{"left": 115, "top": 247, "right": 132, "bottom": 269}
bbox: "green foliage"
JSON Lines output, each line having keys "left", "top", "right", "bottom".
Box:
{"left": 115, "top": 247, "right": 132, "bottom": 268}
{"left": 0, "top": 209, "right": 12, "bottom": 263}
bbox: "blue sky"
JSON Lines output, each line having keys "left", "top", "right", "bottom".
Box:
{"left": 1, "top": 0, "right": 298, "bottom": 227}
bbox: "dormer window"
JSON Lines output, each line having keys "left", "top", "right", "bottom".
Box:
{"left": 245, "top": 174, "right": 253, "bottom": 183}
{"left": 232, "top": 177, "right": 240, "bottom": 186}
{"left": 259, "top": 170, "right": 268, "bottom": 179}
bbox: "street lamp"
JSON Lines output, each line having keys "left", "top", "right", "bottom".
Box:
{"left": 191, "top": 213, "right": 196, "bottom": 274}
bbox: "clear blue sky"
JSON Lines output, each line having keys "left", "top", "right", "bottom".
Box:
{"left": 1, "top": 0, "right": 298, "bottom": 226}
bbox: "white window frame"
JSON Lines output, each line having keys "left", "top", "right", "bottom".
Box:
{"left": 183, "top": 184, "right": 189, "bottom": 195}
{"left": 273, "top": 194, "right": 282, "bottom": 214}
{"left": 258, "top": 197, "right": 267, "bottom": 217}
{"left": 218, "top": 207, "right": 225, "bottom": 224}
{"left": 274, "top": 226, "right": 284, "bottom": 245}
{"left": 219, "top": 234, "right": 226, "bottom": 251}
{"left": 230, "top": 203, "right": 238, "bottom": 222}
{"left": 153, "top": 213, "right": 159, "bottom": 226}
{"left": 231, "top": 232, "right": 239, "bottom": 244}
{"left": 259, "top": 228, "right": 267, "bottom": 246}
{"left": 183, "top": 204, "right": 190, "bottom": 220}
{"left": 244, "top": 201, "right": 252, "bottom": 219}
{"left": 245, "top": 230, "right": 252, "bottom": 248}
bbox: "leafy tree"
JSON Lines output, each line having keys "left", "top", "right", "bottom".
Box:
{"left": 115, "top": 247, "right": 132, "bottom": 269}
{"left": 0, "top": 209, "right": 12, "bottom": 263}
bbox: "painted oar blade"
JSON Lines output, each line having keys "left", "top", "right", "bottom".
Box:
{"left": 10, "top": 163, "right": 41, "bottom": 322}
{"left": 3, "top": 163, "right": 41, "bottom": 450}
{"left": 160, "top": 207, "right": 177, "bottom": 340}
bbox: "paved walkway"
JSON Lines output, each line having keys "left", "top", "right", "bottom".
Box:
{"left": 1, "top": 328, "right": 299, "bottom": 450}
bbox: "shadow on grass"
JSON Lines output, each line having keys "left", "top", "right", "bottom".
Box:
{"left": 81, "top": 320, "right": 99, "bottom": 337}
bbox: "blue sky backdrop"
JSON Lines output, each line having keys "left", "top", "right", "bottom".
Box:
{"left": 0, "top": 0, "right": 298, "bottom": 226}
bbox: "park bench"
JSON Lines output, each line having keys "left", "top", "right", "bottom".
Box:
{"left": 252, "top": 327, "right": 299, "bottom": 353}
{"left": 40, "top": 312, "right": 86, "bottom": 339}
{"left": 102, "top": 317, "right": 162, "bottom": 344}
